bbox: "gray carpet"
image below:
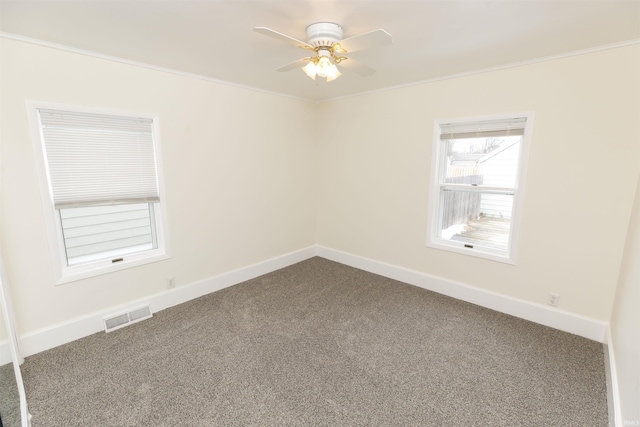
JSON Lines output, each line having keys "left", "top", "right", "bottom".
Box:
{"left": 21, "top": 257, "right": 608, "bottom": 426}
{"left": 0, "top": 363, "right": 21, "bottom": 427}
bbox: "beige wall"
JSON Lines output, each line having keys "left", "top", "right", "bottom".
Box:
{"left": 0, "top": 38, "right": 317, "bottom": 334}
{"left": 1, "top": 37, "right": 639, "bottom": 338}
{"left": 316, "top": 44, "right": 640, "bottom": 322}
{"left": 0, "top": 304, "right": 6, "bottom": 343}
{"left": 610, "top": 177, "right": 640, "bottom": 424}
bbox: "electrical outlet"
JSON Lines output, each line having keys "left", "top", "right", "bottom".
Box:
{"left": 547, "top": 292, "right": 560, "bottom": 307}
{"left": 167, "top": 278, "right": 176, "bottom": 289}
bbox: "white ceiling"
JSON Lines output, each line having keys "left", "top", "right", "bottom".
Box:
{"left": 1, "top": 0, "right": 639, "bottom": 102}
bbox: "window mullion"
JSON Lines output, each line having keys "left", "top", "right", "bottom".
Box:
{"left": 440, "top": 184, "right": 516, "bottom": 195}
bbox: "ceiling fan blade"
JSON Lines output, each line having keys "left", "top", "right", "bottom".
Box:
{"left": 253, "top": 27, "right": 314, "bottom": 51}
{"left": 337, "top": 29, "right": 392, "bottom": 53}
{"left": 276, "top": 58, "right": 309, "bottom": 72}
{"left": 339, "top": 57, "right": 376, "bottom": 77}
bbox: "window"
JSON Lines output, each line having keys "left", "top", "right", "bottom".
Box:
{"left": 427, "top": 113, "right": 533, "bottom": 263}
{"left": 28, "top": 103, "right": 171, "bottom": 284}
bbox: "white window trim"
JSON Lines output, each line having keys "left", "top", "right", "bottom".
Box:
{"left": 426, "top": 111, "right": 534, "bottom": 264}
{"left": 26, "top": 101, "right": 172, "bottom": 285}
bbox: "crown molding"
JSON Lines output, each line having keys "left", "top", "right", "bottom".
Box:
{"left": 323, "top": 38, "right": 640, "bottom": 103}
{"left": 2, "top": 31, "right": 638, "bottom": 105}
{"left": 0, "top": 31, "right": 313, "bottom": 104}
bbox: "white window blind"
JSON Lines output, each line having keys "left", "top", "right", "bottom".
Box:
{"left": 439, "top": 117, "right": 526, "bottom": 140}
{"left": 38, "top": 109, "right": 159, "bottom": 209}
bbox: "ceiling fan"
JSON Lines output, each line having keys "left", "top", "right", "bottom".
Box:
{"left": 253, "top": 22, "right": 392, "bottom": 82}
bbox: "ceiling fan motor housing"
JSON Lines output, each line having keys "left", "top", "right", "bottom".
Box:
{"left": 306, "top": 22, "right": 343, "bottom": 48}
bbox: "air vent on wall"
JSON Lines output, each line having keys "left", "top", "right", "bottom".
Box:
{"left": 103, "top": 305, "right": 152, "bottom": 333}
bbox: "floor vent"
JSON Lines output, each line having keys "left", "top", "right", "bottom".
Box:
{"left": 103, "top": 305, "right": 152, "bottom": 333}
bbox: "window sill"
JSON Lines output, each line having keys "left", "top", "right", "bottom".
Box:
{"left": 425, "top": 239, "right": 516, "bottom": 265}
{"left": 55, "top": 250, "right": 172, "bottom": 285}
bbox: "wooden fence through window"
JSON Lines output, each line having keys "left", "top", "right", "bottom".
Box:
{"left": 441, "top": 173, "right": 483, "bottom": 230}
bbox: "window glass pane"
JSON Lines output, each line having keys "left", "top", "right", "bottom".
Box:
{"left": 438, "top": 190, "right": 514, "bottom": 252}
{"left": 443, "top": 136, "right": 522, "bottom": 188}
{"left": 60, "top": 203, "right": 157, "bottom": 266}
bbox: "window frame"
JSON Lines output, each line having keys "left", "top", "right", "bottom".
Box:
{"left": 27, "top": 101, "right": 172, "bottom": 285}
{"left": 426, "top": 111, "right": 534, "bottom": 264}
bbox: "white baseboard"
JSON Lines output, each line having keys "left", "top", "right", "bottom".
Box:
{"left": 604, "top": 327, "right": 622, "bottom": 427}
{"left": 316, "top": 246, "right": 607, "bottom": 342}
{"left": 18, "top": 244, "right": 608, "bottom": 360}
{"left": 19, "top": 246, "right": 317, "bottom": 358}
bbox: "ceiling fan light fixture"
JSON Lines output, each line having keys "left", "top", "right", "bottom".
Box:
{"left": 302, "top": 49, "right": 341, "bottom": 82}
{"left": 254, "top": 22, "right": 391, "bottom": 82}
{"left": 315, "top": 56, "right": 333, "bottom": 77}
{"left": 325, "top": 68, "right": 342, "bottom": 82}
{"left": 302, "top": 60, "right": 317, "bottom": 80}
